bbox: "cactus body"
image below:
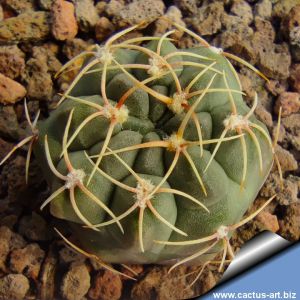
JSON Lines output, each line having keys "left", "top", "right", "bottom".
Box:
{"left": 33, "top": 33, "right": 273, "bottom": 265}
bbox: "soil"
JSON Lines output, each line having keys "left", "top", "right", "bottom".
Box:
{"left": 0, "top": 0, "right": 299, "bottom": 299}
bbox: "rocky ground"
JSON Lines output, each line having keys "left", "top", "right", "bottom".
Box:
{"left": 0, "top": 0, "right": 299, "bottom": 299}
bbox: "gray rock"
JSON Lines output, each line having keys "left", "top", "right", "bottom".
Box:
{"left": 73, "top": 0, "right": 99, "bottom": 32}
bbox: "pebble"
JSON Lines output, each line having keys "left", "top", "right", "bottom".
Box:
{"left": 189, "top": 2, "right": 224, "bottom": 36}
{"left": 274, "top": 145, "right": 298, "bottom": 172}
{"left": 23, "top": 57, "right": 53, "bottom": 101}
{"left": 10, "top": 243, "right": 45, "bottom": 280}
{"left": 95, "top": 17, "right": 115, "bottom": 42}
{"left": 88, "top": 270, "right": 122, "bottom": 300}
{"left": 74, "top": 0, "right": 99, "bottom": 32}
{"left": 275, "top": 92, "right": 300, "bottom": 116}
{"left": 0, "top": 46, "right": 25, "bottom": 79}
{"left": 0, "top": 11, "right": 50, "bottom": 43}
{"left": 61, "top": 262, "right": 91, "bottom": 300}
{"left": 279, "top": 203, "right": 300, "bottom": 241}
{"left": 289, "top": 64, "right": 300, "bottom": 93}
{"left": 59, "top": 244, "right": 86, "bottom": 264}
{"left": 256, "top": 211, "right": 280, "bottom": 232}
{"left": 18, "top": 213, "right": 53, "bottom": 241}
{"left": 0, "top": 73, "right": 26, "bottom": 105}
{"left": 254, "top": 0, "right": 272, "bottom": 19}
{"left": 0, "top": 274, "right": 29, "bottom": 300}
{"left": 3, "top": 0, "right": 37, "bottom": 14}
{"left": 230, "top": 0, "right": 253, "bottom": 25}
{"left": 113, "top": 0, "right": 165, "bottom": 27}
{"left": 51, "top": 0, "right": 78, "bottom": 41}
{"left": 38, "top": 0, "right": 53, "bottom": 10}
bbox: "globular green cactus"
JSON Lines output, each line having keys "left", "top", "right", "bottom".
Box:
{"left": 1, "top": 23, "right": 277, "bottom": 274}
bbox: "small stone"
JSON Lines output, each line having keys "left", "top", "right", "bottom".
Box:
{"left": 113, "top": 0, "right": 165, "bottom": 27}
{"left": 275, "top": 145, "right": 298, "bottom": 172}
{"left": 256, "top": 211, "right": 280, "bottom": 232}
{"left": 88, "top": 270, "right": 122, "bottom": 300}
{"left": 290, "top": 64, "right": 300, "bottom": 93}
{"left": 10, "top": 243, "right": 45, "bottom": 280}
{"left": 62, "top": 38, "right": 93, "bottom": 60}
{"left": 275, "top": 92, "right": 300, "bottom": 117}
{"left": 174, "top": 0, "right": 197, "bottom": 16}
{"left": 95, "top": 17, "right": 115, "bottom": 42}
{"left": 0, "top": 11, "right": 50, "bottom": 43}
{"left": 31, "top": 44, "right": 62, "bottom": 74}
{"left": 153, "top": 6, "right": 185, "bottom": 39}
{"left": 131, "top": 266, "right": 194, "bottom": 300}
{"left": 0, "top": 274, "right": 30, "bottom": 300}
{"left": 3, "top": 0, "right": 37, "bottom": 13}
{"left": 261, "top": 173, "right": 298, "bottom": 205}
{"left": 74, "top": 0, "right": 99, "bottom": 32}
{"left": 254, "top": 104, "right": 273, "bottom": 128}
{"left": 0, "top": 226, "right": 11, "bottom": 271}
{"left": 18, "top": 213, "right": 53, "bottom": 241}
{"left": 105, "top": 0, "right": 124, "bottom": 18}
{"left": 59, "top": 245, "right": 86, "bottom": 264}
{"left": 254, "top": 0, "right": 272, "bottom": 19}
{"left": 39, "top": 249, "right": 57, "bottom": 300}
{"left": 273, "top": 0, "right": 300, "bottom": 18}
{"left": 266, "top": 79, "right": 288, "bottom": 96}
{"left": 51, "top": 0, "right": 78, "bottom": 41}
{"left": 230, "top": 0, "right": 253, "bottom": 25}
{"left": 38, "top": 0, "right": 53, "bottom": 10}
{"left": 0, "top": 106, "right": 20, "bottom": 139}
{"left": 0, "top": 46, "right": 25, "bottom": 79}
{"left": 23, "top": 57, "right": 53, "bottom": 101}
{"left": 189, "top": 2, "right": 224, "bottom": 36}
{"left": 61, "top": 262, "right": 91, "bottom": 300}
{"left": 282, "top": 113, "right": 300, "bottom": 135}
{"left": 0, "top": 73, "right": 26, "bottom": 105}
{"left": 279, "top": 203, "right": 300, "bottom": 241}
{"left": 95, "top": 1, "right": 106, "bottom": 15}
{"left": 0, "top": 5, "right": 3, "bottom": 21}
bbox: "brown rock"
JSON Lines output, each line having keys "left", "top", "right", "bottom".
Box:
{"left": 0, "top": 226, "right": 11, "bottom": 271}
{"left": 290, "top": 64, "right": 300, "bottom": 93}
{"left": 62, "top": 38, "right": 93, "bottom": 60}
{"left": 61, "top": 262, "right": 91, "bottom": 300}
{"left": 230, "top": 0, "right": 253, "bottom": 25}
{"left": 275, "top": 92, "right": 300, "bottom": 117}
{"left": 3, "top": 0, "right": 37, "bottom": 13}
{"left": 190, "top": 2, "right": 224, "bottom": 36}
{"left": 282, "top": 5, "right": 300, "bottom": 46}
{"left": 0, "top": 73, "right": 26, "bottom": 104}
{"left": 254, "top": 104, "right": 273, "bottom": 128}
{"left": 10, "top": 243, "right": 45, "bottom": 280}
{"left": 59, "top": 245, "right": 86, "bottom": 264}
{"left": 282, "top": 113, "right": 300, "bottom": 135}
{"left": 261, "top": 173, "right": 298, "bottom": 206}
{"left": 274, "top": 145, "right": 298, "bottom": 172}
{"left": 38, "top": 248, "right": 57, "bottom": 300}
{"left": 254, "top": 0, "right": 272, "bottom": 19}
{"left": 279, "top": 203, "right": 300, "bottom": 241}
{"left": 51, "top": 0, "right": 78, "bottom": 41}
{"left": 113, "top": 0, "right": 165, "bottom": 27}
{"left": 88, "top": 270, "right": 122, "bottom": 300}
{"left": 265, "top": 80, "right": 288, "bottom": 96}
{"left": 0, "top": 274, "right": 30, "bottom": 300}
{"left": 256, "top": 211, "right": 280, "bottom": 232}
{"left": 0, "top": 11, "right": 50, "bottom": 43}
{"left": 273, "top": 0, "right": 300, "bottom": 18}
{"left": 0, "top": 46, "right": 25, "bottom": 79}
{"left": 23, "top": 57, "right": 53, "bottom": 101}
{"left": 131, "top": 266, "right": 195, "bottom": 300}
{"left": 18, "top": 213, "right": 53, "bottom": 241}
{"left": 74, "top": 0, "right": 99, "bottom": 32}
{"left": 95, "top": 17, "right": 115, "bottom": 42}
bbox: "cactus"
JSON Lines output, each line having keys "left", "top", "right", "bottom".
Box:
{"left": 1, "top": 22, "right": 279, "bottom": 275}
